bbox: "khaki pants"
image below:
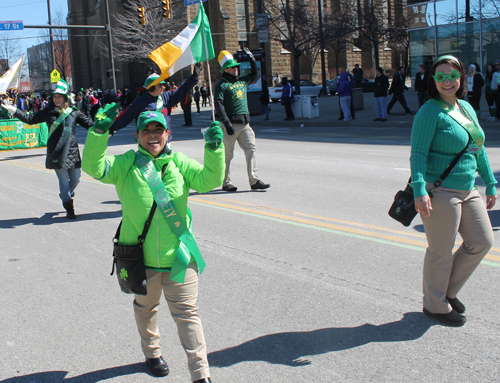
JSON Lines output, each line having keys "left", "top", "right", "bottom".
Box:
{"left": 223, "top": 123, "right": 258, "bottom": 187}
{"left": 133, "top": 265, "right": 210, "bottom": 381}
{"left": 421, "top": 186, "right": 493, "bottom": 313}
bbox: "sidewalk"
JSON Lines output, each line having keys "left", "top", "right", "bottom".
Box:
{"left": 249, "top": 92, "right": 500, "bottom": 129}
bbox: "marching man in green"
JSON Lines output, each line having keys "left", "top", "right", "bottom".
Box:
{"left": 214, "top": 48, "right": 270, "bottom": 192}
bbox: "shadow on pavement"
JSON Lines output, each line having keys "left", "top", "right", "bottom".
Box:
{"left": 0, "top": 362, "right": 152, "bottom": 382}
{"left": 0, "top": 210, "right": 121, "bottom": 228}
{"left": 209, "top": 312, "right": 432, "bottom": 367}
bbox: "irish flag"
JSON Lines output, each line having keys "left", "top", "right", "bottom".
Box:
{"left": 148, "top": 5, "right": 214, "bottom": 88}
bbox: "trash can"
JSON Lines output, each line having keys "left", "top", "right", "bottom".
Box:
{"left": 352, "top": 88, "right": 364, "bottom": 111}
{"left": 292, "top": 95, "right": 302, "bottom": 119}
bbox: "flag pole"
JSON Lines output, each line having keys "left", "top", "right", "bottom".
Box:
{"left": 200, "top": 3, "right": 215, "bottom": 121}
{"left": 13, "top": 55, "right": 25, "bottom": 107}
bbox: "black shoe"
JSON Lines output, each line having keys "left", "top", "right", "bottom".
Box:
{"left": 374, "top": 118, "right": 381, "bottom": 121}
{"left": 283, "top": 118, "right": 290, "bottom": 121}
{"left": 387, "top": 111, "right": 392, "bottom": 115}
{"left": 222, "top": 184, "right": 237, "bottom": 192}
{"left": 146, "top": 356, "right": 170, "bottom": 377}
{"left": 63, "top": 200, "right": 77, "bottom": 220}
{"left": 447, "top": 296, "right": 466, "bottom": 314}
{"left": 251, "top": 180, "right": 270, "bottom": 190}
{"left": 423, "top": 308, "right": 466, "bottom": 327}
{"left": 407, "top": 111, "right": 415, "bottom": 115}
{"left": 380, "top": 118, "right": 387, "bottom": 122}
{"left": 194, "top": 378, "right": 212, "bottom": 383}
{"left": 338, "top": 117, "right": 343, "bottom": 120}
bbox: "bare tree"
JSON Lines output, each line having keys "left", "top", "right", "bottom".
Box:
{"left": 37, "top": 11, "right": 71, "bottom": 81}
{"left": 322, "top": 11, "right": 355, "bottom": 77}
{"left": 0, "top": 32, "right": 22, "bottom": 74}
{"left": 388, "top": 14, "right": 409, "bottom": 71}
{"left": 109, "top": 0, "right": 185, "bottom": 65}
{"left": 344, "top": 0, "right": 392, "bottom": 77}
{"left": 263, "top": 0, "right": 317, "bottom": 95}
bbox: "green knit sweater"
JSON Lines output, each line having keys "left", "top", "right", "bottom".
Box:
{"left": 410, "top": 99, "right": 497, "bottom": 198}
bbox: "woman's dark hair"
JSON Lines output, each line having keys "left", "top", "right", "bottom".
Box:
{"left": 485, "top": 64, "right": 494, "bottom": 81}
{"left": 376, "top": 67, "right": 384, "bottom": 74}
{"left": 427, "top": 55, "right": 467, "bottom": 100}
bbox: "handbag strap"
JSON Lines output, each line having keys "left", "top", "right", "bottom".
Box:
{"left": 113, "top": 164, "right": 167, "bottom": 246}
{"left": 409, "top": 136, "right": 470, "bottom": 194}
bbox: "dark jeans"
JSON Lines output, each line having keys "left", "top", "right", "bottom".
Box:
{"left": 417, "top": 92, "right": 429, "bottom": 108}
{"left": 387, "top": 93, "right": 411, "bottom": 114}
{"left": 195, "top": 101, "right": 200, "bottom": 113}
{"left": 183, "top": 107, "right": 192, "bottom": 126}
{"left": 283, "top": 100, "right": 294, "bottom": 120}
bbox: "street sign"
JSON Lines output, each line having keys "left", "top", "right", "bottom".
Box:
{"left": 184, "top": 0, "right": 206, "bottom": 6}
{"left": 0, "top": 21, "right": 24, "bottom": 31}
{"left": 258, "top": 30, "right": 269, "bottom": 43}
{"left": 50, "top": 69, "right": 61, "bottom": 83}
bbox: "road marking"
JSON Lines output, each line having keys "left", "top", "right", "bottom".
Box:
{"left": 2, "top": 157, "right": 499, "bottom": 267}
{"left": 190, "top": 195, "right": 500, "bottom": 267}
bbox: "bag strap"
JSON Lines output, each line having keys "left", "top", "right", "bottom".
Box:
{"left": 113, "top": 164, "right": 168, "bottom": 247}
{"left": 409, "top": 136, "right": 470, "bottom": 196}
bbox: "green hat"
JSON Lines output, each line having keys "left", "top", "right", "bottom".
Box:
{"left": 144, "top": 74, "right": 166, "bottom": 89}
{"left": 50, "top": 79, "right": 70, "bottom": 101}
{"left": 218, "top": 50, "right": 240, "bottom": 73}
{"left": 137, "top": 111, "right": 168, "bottom": 131}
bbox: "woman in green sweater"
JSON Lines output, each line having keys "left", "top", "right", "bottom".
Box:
{"left": 411, "top": 55, "right": 497, "bottom": 327}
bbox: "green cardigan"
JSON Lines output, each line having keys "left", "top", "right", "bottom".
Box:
{"left": 410, "top": 99, "right": 497, "bottom": 198}
{"left": 82, "top": 128, "right": 225, "bottom": 269}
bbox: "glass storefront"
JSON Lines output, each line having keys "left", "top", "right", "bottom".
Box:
{"left": 408, "top": 0, "right": 500, "bottom": 74}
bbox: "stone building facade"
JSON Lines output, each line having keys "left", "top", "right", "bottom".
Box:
{"left": 66, "top": 0, "right": 406, "bottom": 92}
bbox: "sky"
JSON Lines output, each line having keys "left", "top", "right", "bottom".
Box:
{"left": 1, "top": 0, "right": 69, "bottom": 63}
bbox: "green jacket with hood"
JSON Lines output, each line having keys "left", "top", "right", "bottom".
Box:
{"left": 82, "top": 128, "right": 225, "bottom": 270}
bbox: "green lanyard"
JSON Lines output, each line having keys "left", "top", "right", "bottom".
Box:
{"left": 428, "top": 99, "right": 484, "bottom": 152}
{"left": 48, "top": 107, "right": 73, "bottom": 137}
{"left": 135, "top": 151, "right": 206, "bottom": 283}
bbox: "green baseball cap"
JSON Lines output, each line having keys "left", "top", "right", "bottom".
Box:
{"left": 137, "top": 111, "right": 168, "bottom": 131}
{"left": 50, "top": 79, "right": 70, "bottom": 101}
{"left": 144, "top": 74, "right": 166, "bottom": 89}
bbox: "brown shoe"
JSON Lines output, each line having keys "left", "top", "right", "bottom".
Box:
{"left": 423, "top": 308, "right": 466, "bottom": 327}
{"left": 251, "top": 180, "right": 270, "bottom": 190}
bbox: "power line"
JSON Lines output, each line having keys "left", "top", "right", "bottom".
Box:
{"left": 1, "top": 1, "right": 44, "bottom": 9}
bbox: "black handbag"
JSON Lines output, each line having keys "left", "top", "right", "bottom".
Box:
{"left": 110, "top": 201, "right": 157, "bottom": 296}
{"left": 389, "top": 138, "right": 470, "bottom": 226}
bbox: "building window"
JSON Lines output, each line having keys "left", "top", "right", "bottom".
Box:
{"left": 236, "top": 0, "right": 247, "bottom": 42}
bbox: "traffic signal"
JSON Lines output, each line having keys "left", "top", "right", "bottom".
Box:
{"left": 161, "top": 0, "right": 171, "bottom": 19}
{"left": 138, "top": 6, "right": 146, "bottom": 25}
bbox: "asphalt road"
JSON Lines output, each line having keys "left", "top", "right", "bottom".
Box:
{"left": 1, "top": 111, "right": 499, "bottom": 383}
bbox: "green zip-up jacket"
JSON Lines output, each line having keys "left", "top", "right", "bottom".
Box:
{"left": 82, "top": 128, "right": 225, "bottom": 270}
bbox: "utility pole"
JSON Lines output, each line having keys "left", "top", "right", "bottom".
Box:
{"left": 47, "top": 0, "right": 56, "bottom": 72}
{"left": 104, "top": 0, "right": 117, "bottom": 90}
{"left": 318, "top": 0, "right": 327, "bottom": 96}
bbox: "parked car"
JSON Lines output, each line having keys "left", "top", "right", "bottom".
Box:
{"left": 327, "top": 77, "right": 375, "bottom": 95}
{"left": 268, "top": 79, "right": 323, "bottom": 102}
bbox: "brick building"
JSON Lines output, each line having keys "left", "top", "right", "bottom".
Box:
{"left": 66, "top": 0, "right": 407, "bottom": 92}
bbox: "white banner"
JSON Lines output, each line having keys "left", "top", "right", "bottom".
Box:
{"left": 0, "top": 56, "right": 24, "bottom": 94}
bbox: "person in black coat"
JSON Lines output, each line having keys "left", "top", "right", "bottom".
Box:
{"left": 1, "top": 80, "right": 94, "bottom": 219}
{"left": 387, "top": 67, "right": 414, "bottom": 115}
{"left": 414, "top": 64, "right": 430, "bottom": 109}
{"left": 373, "top": 67, "right": 390, "bottom": 121}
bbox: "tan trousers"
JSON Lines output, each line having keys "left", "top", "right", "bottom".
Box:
{"left": 133, "top": 265, "right": 210, "bottom": 381}
{"left": 421, "top": 186, "right": 493, "bottom": 313}
{"left": 223, "top": 123, "right": 259, "bottom": 187}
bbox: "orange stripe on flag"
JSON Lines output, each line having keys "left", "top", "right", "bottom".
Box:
{"left": 148, "top": 42, "right": 183, "bottom": 87}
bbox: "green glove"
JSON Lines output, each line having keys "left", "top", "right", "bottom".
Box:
{"left": 94, "top": 102, "right": 119, "bottom": 133}
{"left": 203, "top": 121, "right": 224, "bottom": 148}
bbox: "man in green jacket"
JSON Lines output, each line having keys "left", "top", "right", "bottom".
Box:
{"left": 82, "top": 105, "right": 223, "bottom": 383}
{"left": 214, "top": 48, "right": 270, "bottom": 192}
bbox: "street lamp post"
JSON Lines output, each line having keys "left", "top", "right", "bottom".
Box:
{"left": 47, "top": 0, "right": 56, "bottom": 72}
{"left": 318, "top": 0, "right": 327, "bottom": 96}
